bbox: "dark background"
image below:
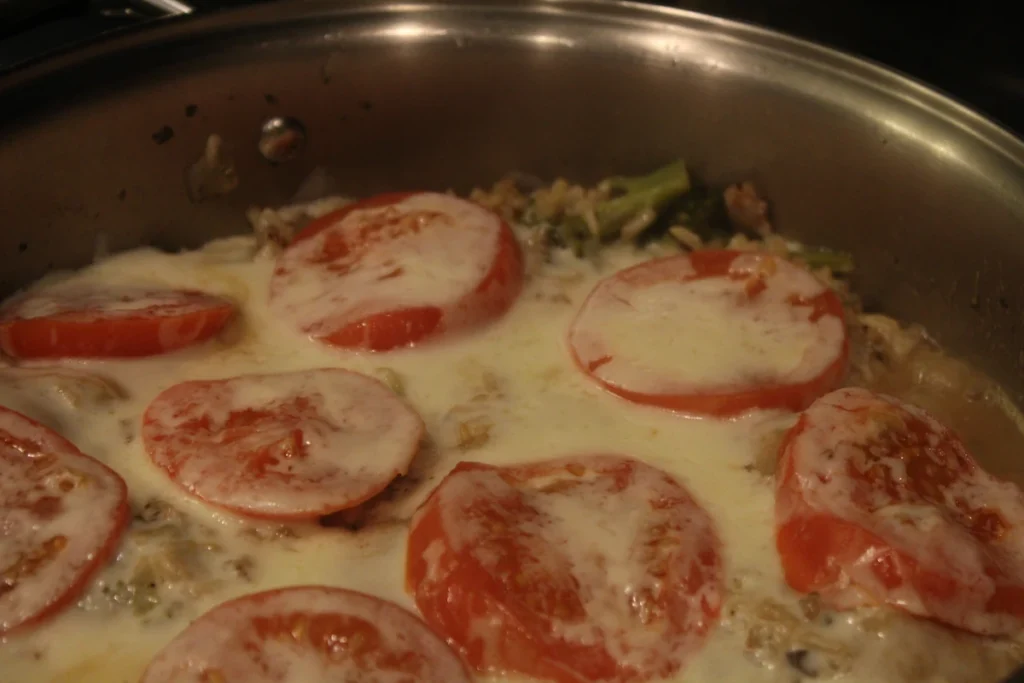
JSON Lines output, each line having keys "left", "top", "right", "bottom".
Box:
{"left": 1, "top": 0, "right": 1022, "bottom": 134}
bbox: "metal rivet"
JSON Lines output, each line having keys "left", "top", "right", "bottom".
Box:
{"left": 151, "top": 125, "right": 174, "bottom": 144}
{"left": 259, "top": 116, "right": 306, "bottom": 163}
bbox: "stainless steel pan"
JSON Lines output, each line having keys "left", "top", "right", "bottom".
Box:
{"left": 2, "top": 1, "right": 1022, "bottom": 402}
{"left": 1, "top": 1, "right": 1023, "bottom": 679}
{"left": 4, "top": 2, "right": 1022, "bottom": 405}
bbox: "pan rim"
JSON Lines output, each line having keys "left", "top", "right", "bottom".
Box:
{"left": 1, "top": 0, "right": 1022, "bottom": 172}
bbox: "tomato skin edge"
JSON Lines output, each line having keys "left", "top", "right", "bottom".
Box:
{"left": 774, "top": 395, "right": 1024, "bottom": 636}
{"left": 406, "top": 458, "right": 721, "bottom": 683}
{"left": 290, "top": 192, "right": 418, "bottom": 245}
{"left": 289, "top": 192, "right": 524, "bottom": 352}
{"left": 0, "top": 301, "right": 234, "bottom": 360}
{"left": 577, "top": 343, "right": 848, "bottom": 416}
{"left": 321, "top": 306, "right": 444, "bottom": 352}
{"left": 150, "top": 459, "right": 415, "bottom": 522}
{"left": 775, "top": 415, "right": 904, "bottom": 609}
{"left": 141, "top": 372, "right": 426, "bottom": 522}
{"left": 10, "top": 496, "right": 130, "bottom": 634}
{"left": 0, "top": 407, "right": 130, "bottom": 634}
{"left": 141, "top": 431, "right": 423, "bottom": 523}
{"left": 139, "top": 585, "right": 475, "bottom": 683}
{"left": 568, "top": 251, "right": 849, "bottom": 417}
{"left": 406, "top": 463, "right": 599, "bottom": 683}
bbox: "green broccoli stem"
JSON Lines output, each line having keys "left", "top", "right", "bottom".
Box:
{"left": 794, "top": 248, "right": 855, "bottom": 274}
{"left": 605, "top": 159, "right": 691, "bottom": 196}
{"left": 567, "top": 160, "right": 692, "bottom": 241}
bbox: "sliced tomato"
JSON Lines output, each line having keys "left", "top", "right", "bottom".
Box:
{"left": 0, "top": 287, "right": 235, "bottom": 359}
{"left": 139, "top": 586, "right": 472, "bottom": 683}
{"left": 142, "top": 369, "right": 424, "bottom": 521}
{"left": 406, "top": 455, "right": 723, "bottom": 683}
{"left": 268, "top": 192, "right": 523, "bottom": 351}
{"left": 775, "top": 387, "right": 1024, "bottom": 635}
{"left": 568, "top": 250, "right": 848, "bottom": 416}
{"left": 0, "top": 406, "right": 128, "bottom": 634}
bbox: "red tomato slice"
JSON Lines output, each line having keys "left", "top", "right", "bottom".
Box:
{"left": 268, "top": 192, "right": 523, "bottom": 352}
{"left": 775, "top": 387, "right": 1024, "bottom": 635}
{"left": 0, "top": 287, "right": 235, "bottom": 359}
{"left": 139, "top": 586, "right": 473, "bottom": 683}
{"left": 406, "top": 455, "right": 723, "bottom": 683}
{"left": 568, "top": 250, "right": 848, "bottom": 416}
{"left": 142, "top": 369, "right": 424, "bottom": 521}
{"left": 0, "top": 406, "right": 128, "bottom": 634}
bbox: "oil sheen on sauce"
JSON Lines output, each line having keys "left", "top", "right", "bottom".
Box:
{"left": 0, "top": 235, "right": 1020, "bottom": 683}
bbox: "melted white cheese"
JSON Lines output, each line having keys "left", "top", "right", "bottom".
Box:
{"left": 268, "top": 193, "right": 502, "bottom": 340}
{"left": 570, "top": 252, "right": 844, "bottom": 394}
{"left": 139, "top": 587, "right": 470, "bottom": 683}
{"left": 424, "top": 456, "right": 720, "bottom": 675}
{"left": 0, "top": 235, "right": 1019, "bottom": 683}
{"left": 0, "top": 410, "right": 125, "bottom": 633}
{"left": 781, "top": 387, "right": 1024, "bottom": 635}
{"left": 142, "top": 369, "right": 424, "bottom": 518}
{"left": 0, "top": 288, "right": 224, "bottom": 321}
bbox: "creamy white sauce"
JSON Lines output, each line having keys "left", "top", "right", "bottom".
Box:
{"left": 0, "top": 232, "right": 1019, "bottom": 683}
